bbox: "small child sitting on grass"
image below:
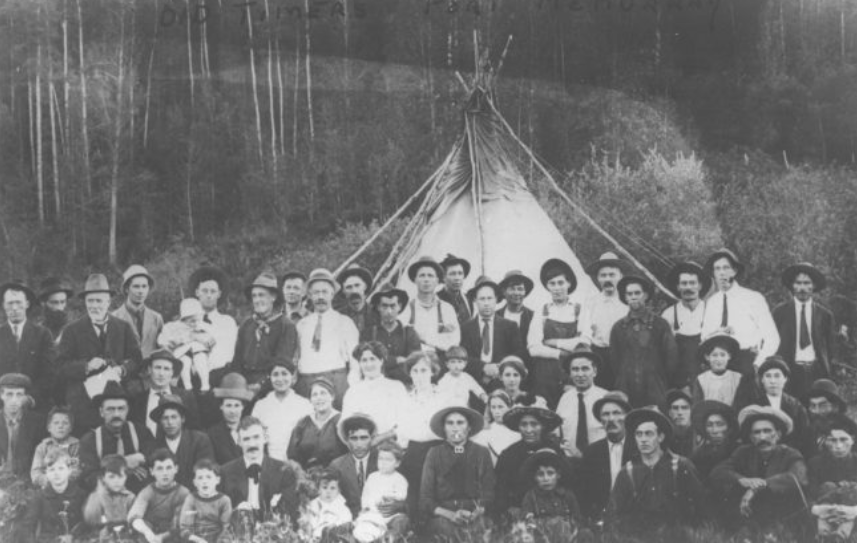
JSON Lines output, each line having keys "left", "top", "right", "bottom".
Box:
{"left": 128, "top": 448, "right": 191, "bottom": 543}
{"left": 353, "top": 440, "right": 409, "bottom": 542}
{"left": 305, "top": 469, "right": 353, "bottom": 542}
{"left": 83, "top": 454, "right": 136, "bottom": 536}
{"left": 179, "top": 459, "right": 232, "bottom": 543}
{"left": 23, "top": 450, "right": 87, "bottom": 543}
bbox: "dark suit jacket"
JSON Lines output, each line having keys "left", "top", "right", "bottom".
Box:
{"left": 56, "top": 315, "right": 143, "bottom": 434}
{"left": 497, "top": 306, "right": 534, "bottom": 351}
{"left": 0, "top": 408, "right": 46, "bottom": 478}
{"left": 220, "top": 456, "right": 300, "bottom": 523}
{"left": 329, "top": 451, "right": 378, "bottom": 515}
{"left": 154, "top": 429, "right": 214, "bottom": 488}
{"left": 233, "top": 315, "right": 298, "bottom": 385}
{"left": 129, "top": 388, "right": 201, "bottom": 431}
{"left": 460, "top": 315, "right": 525, "bottom": 382}
{"left": 773, "top": 299, "right": 835, "bottom": 377}
{"left": 207, "top": 421, "right": 242, "bottom": 466}
{"left": 578, "top": 437, "right": 637, "bottom": 522}
{"left": 0, "top": 320, "right": 55, "bottom": 409}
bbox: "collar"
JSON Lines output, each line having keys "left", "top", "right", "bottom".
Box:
{"left": 625, "top": 309, "right": 654, "bottom": 325}
{"left": 4, "top": 411, "right": 22, "bottom": 425}
{"left": 165, "top": 432, "right": 182, "bottom": 444}
{"left": 608, "top": 437, "right": 625, "bottom": 448}
{"left": 125, "top": 302, "right": 145, "bottom": 316}
{"left": 379, "top": 320, "right": 401, "bottom": 333}
{"left": 8, "top": 319, "right": 26, "bottom": 329}
{"left": 599, "top": 292, "right": 621, "bottom": 303}
{"left": 416, "top": 295, "right": 438, "bottom": 308}
{"left": 679, "top": 299, "right": 703, "bottom": 311}
{"left": 150, "top": 386, "right": 171, "bottom": 397}
{"left": 793, "top": 297, "right": 813, "bottom": 307}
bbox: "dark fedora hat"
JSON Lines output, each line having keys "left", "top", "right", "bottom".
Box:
{"left": 188, "top": 265, "right": 229, "bottom": 293}
{"left": 430, "top": 405, "right": 485, "bottom": 438}
{"left": 370, "top": 282, "right": 409, "bottom": 310}
{"left": 78, "top": 274, "right": 115, "bottom": 299}
{"left": 827, "top": 413, "right": 857, "bottom": 438}
{"left": 626, "top": 407, "right": 674, "bottom": 445}
{"left": 503, "top": 405, "right": 562, "bottom": 434}
{"left": 592, "top": 391, "right": 632, "bottom": 418}
{"left": 585, "top": 252, "right": 628, "bottom": 277}
{"left": 691, "top": 400, "right": 737, "bottom": 436}
{"left": 617, "top": 275, "right": 654, "bottom": 305}
{"left": 93, "top": 380, "right": 130, "bottom": 407}
{"left": 0, "top": 280, "right": 37, "bottom": 307}
{"left": 781, "top": 262, "right": 827, "bottom": 291}
{"left": 738, "top": 405, "right": 793, "bottom": 438}
{"left": 567, "top": 344, "right": 602, "bottom": 368}
{"left": 665, "top": 388, "right": 692, "bottom": 408}
{"left": 37, "top": 277, "right": 74, "bottom": 301}
{"left": 540, "top": 259, "right": 577, "bottom": 293}
{"left": 144, "top": 349, "right": 183, "bottom": 376}
{"left": 407, "top": 256, "right": 444, "bottom": 283}
{"left": 467, "top": 275, "right": 503, "bottom": 302}
{"left": 149, "top": 394, "right": 188, "bottom": 423}
{"left": 213, "top": 373, "right": 254, "bottom": 403}
{"left": 280, "top": 270, "right": 307, "bottom": 284}
{"left": 498, "top": 270, "right": 534, "bottom": 297}
{"left": 705, "top": 248, "right": 745, "bottom": 278}
{"left": 666, "top": 261, "right": 711, "bottom": 298}
{"left": 440, "top": 254, "right": 471, "bottom": 278}
{"left": 337, "top": 264, "right": 374, "bottom": 292}
{"left": 803, "top": 379, "right": 846, "bottom": 413}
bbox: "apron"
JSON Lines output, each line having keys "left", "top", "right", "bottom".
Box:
{"left": 672, "top": 305, "right": 703, "bottom": 382}
{"left": 531, "top": 304, "right": 578, "bottom": 409}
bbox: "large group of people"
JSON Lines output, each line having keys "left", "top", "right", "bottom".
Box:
{"left": 0, "top": 249, "right": 855, "bottom": 543}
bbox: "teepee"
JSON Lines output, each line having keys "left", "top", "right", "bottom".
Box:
{"left": 336, "top": 54, "right": 673, "bottom": 307}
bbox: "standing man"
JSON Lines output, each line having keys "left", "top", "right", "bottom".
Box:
{"left": 399, "top": 257, "right": 460, "bottom": 354}
{"left": 233, "top": 272, "right": 298, "bottom": 393}
{"left": 773, "top": 262, "right": 836, "bottom": 399}
{"left": 113, "top": 265, "right": 163, "bottom": 359}
{"left": 189, "top": 265, "right": 237, "bottom": 382}
{"left": 329, "top": 413, "right": 379, "bottom": 516}
{"left": 582, "top": 252, "right": 629, "bottom": 389}
{"left": 437, "top": 254, "right": 472, "bottom": 326}
{"left": 556, "top": 346, "right": 608, "bottom": 458}
{"left": 611, "top": 276, "right": 679, "bottom": 408}
{"left": 701, "top": 248, "right": 780, "bottom": 375}
{"left": 661, "top": 261, "right": 710, "bottom": 383}
{"left": 150, "top": 394, "right": 214, "bottom": 489}
{"left": 295, "top": 269, "right": 360, "bottom": 404}
{"left": 78, "top": 381, "right": 154, "bottom": 493}
{"left": 281, "top": 270, "right": 309, "bottom": 323}
{"left": 606, "top": 408, "right": 705, "bottom": 535}
{"left": 129, "top": 350, "right": 201, "bottom": 435}
{"left": 0, "top": 373, "right": 46, "bottom": 478}
{"left": 337, "top": 264, "right": 377, "bottom": 336}
{"left": 35, "top": 277, "right": 75, "bottom": 342}
{"left": 497, "top": 270, "right": 535, "bottom": 349}
{"left": 0, "top": 281, "right": 55, "bottom": 410}
{"left": 57, "top": 274, "right": 142, "bottom": 434}
{"left": 361, "top": 283, "right": 421, "bottom": 383}
{"left": 461, "top": 276, "right": 524, "bottom": 386}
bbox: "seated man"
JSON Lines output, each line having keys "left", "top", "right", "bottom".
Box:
{"left": 0, "top": 373, "right": 46, "bottom": 479}
{"left": 804, "top": 379, "right": 848, "bottom": 457}
{"left": 150, "top": 394, "right": 214, "bottom": 489}
{"left": 808, "top": 414, "right": 857, "bottom": 540}
{"left": 329, "top": 413, "right": 380, "bottom": 517}
{"left": 711, "top": 405, "right": 808, "bottom": 532}
{"left": 665, "top": 389, "right": 694, "bottom": 457}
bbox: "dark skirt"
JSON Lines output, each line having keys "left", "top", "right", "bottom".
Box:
{"left": 401, "top": 439, "right": 441, "bottom": 520}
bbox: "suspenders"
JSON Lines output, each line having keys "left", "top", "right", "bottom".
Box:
{"left": 409, "top": 299, "right": 445, "bottom": 331}
{"left": 95, "top": 423, "right": 140, "bottom": 458}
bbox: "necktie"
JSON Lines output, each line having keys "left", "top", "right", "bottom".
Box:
{"left": 95, "top": 322, "right": 107, "bottom": 352}
{"left": 12, "top": 325, "right": 20, "bottom": 343}
{"left": 203, "top": 313, "right": 212, "bottom": 325}
{"left": 246, "top": 464, "right": 261, "bottom": 483}
{"left": 576, "top": 392, "right": 589, "bottom": 449}
{"left": 5, "top": 419, "right": 18, "bottom": 473}
{"left": 799, "top": 303, "right": 811, "bottom": 349}
{"left": 115, "top": 431, "right": 125, "bottom": 456}
{"left": 481, "top": 319, "right": 491, "bottom": 356}
{"left": 720, "top": 293, "right": 728, "bottom": 328}
{"left": 357, "top": 459, "right": 365, "bottom": 490}
{"left": 311, "top": 314, "right": 322, "bottom": 352}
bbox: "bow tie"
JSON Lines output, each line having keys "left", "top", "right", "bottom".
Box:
{"left": 246, "top": 464, "right": 262, "bottom": 483}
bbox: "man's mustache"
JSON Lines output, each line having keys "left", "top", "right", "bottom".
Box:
{"left": 347, "top": 292, "right": 363, "bottom": 302}
{"left": 679, "top": 288, "right": 696, "bottom": 296}
{"left": 600, "top": 281, "right": 615, "bottom": 288}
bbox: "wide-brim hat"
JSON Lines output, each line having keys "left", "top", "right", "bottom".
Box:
{"left": 78, "top": 274, "right": 115, "bottom": 299}
{"left": 149, "top": 394, "right": 188, "bottom": 423}
{"left": 567, "top": 345, "right": 601, "bottom": 367}
{"left": 666, "top": 261, "right": 711, "bottom": 298}
{"left": 244, "top": 271, "right": 282, "bottom": 300}
{"left": 498, "top": 270, "right": 534, "bottom": 297}
{"left": 337, "top": 265, "right": 373, "bottom": 292}
{"left": 691, "top": 400, "right": 737, "bottom": 435}
{"left": 626, "top": 407, "right": 674, "bottom": 445}
{"left": 592, "top": 391, "right": 632, "bottom": 418}
{"left": 803, "top": 379, "right": 846, "bottom": 413}
{"left": 306, "top": 268, "right": 340, "bottom": 294}
{"left": 0, "top": 373, "right": 32, "bottom": 391}
{"left": 213, "top": 372, "right": 254, "bottom": 403}
{"left": 498, "top": 355, "right": 528, "bottom": 379}
{"left": 93, "top": 381, "right": 129, "bottom": 407}
{"left": 503, "top": 405, "right": 562, "bottom": 434}
{"left": 369, "top": 282, "right": 408, "bottom": 310}
{"left": 440, "top": 254, "right": 471, "bottom": 278}
{"left": 37, "top": 277, "right": 74, "bottom": 301}
{"left": 144, "top": 349, "right": 183, "bottom": 376}
{"left": 407, "top": 256, "right": 444, "bottom": 283}
{"left": 122, "top": 265, "right": 154, "bottom": 290}
{"left": 781, "top": 262, "right": 827, "bottom": 291}
{"left": 585, "top": 251, "right": 628, "bottom": 277}
{"left": 757, "top": 355, "right": 790, "bottom": 378}
{"left": 699, "top": 333, "right": 740, "bottom": 358}
{"left": 665, "top": 389, "right": 692, "bottom": 409}
{"left": 521, "top": 448, "right": 572, "bottom": 482}
{"left": 430, "top": 405, "right": 485, "bottom": 438}
{"left": 738, "top": 405, "right": 793, "bottom": 438}
{"left": 280, "top": 270, "right": 307, "bottom": 284}
{"left": 618, "top": 275, "right": 654, "bottom": 305}
{"left": 705, "top": 248, "right": 745, "bottom": 278}
{"left": 540, "top": 259, "right": 577, "bottom": 293}
{"left": 467, "top": 275, "right": 503, "bottom": 302}
{"left": 337, "top": 413, "right": 377, "bottom": 444}
{"left": 0, "top": 280, "right": 37, "bottom": 307}
{"left": 188, "top": 266, "right": 229, "bottom": 294}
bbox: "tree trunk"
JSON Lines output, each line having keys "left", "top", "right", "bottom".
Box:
{"left": 50, "top": 81, "right": 61, "bottom": 218}
{"left": 62, "top": 0, "right": 70, "bottom": 147}
{"left": 263, "top": 0, "right": 277, "bottom": 176}
{"left": 76, "top": 0, "right": 92, "bottom": 197}
{"left": 108, "top": 11, "right": 126, "bottom": 266}
{"left": 186, "top": 137, "right": 195, "bottom": 242}
{"left": 186, "top": 0, "right": 195, "bottom": 107}
{"left": 143, "top": 0, "right": 159, "bottom": 148}
{"left": 246, "top": 2, "right": 263, "bottom": 161}
{"left": 292, "top": 24, "right": 300, "bottom": 158}
{"left": 276, "top": 38, "right": 285, "bottom": 157}
{"left": 304, "top": 0, "right": 314, "bottom": 142}
{"left": 36, "top": 45, "right": 45, "bottom": 226}
{"left": 28, "top": 79, "right": 36, "bottom": 197}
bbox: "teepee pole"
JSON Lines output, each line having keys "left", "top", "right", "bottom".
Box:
{"left": 465, "top": 113, "right": 487, "bottom": 274}
{"left": 489, "top": 101, "right": 677, "bottom": 301}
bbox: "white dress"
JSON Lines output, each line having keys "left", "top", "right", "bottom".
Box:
{"left": 251, "top": 390, "right": 312, "bottom": 462}
{"left": 472, "top": 422, "right": 520, "bottom": 465}
{"left": 341, "top": 378, "right": 409, "bottom": 435}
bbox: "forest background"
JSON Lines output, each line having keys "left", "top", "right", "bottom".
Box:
{"left": 1, "top": 0, "right": 857, "bottom": 322}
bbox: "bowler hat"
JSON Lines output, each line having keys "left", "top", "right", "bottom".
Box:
{"left": 705, "top": 248, "right": 745, "bottom": 278}
{"left": 691, "top": 400, "right": 737, "bottom": 436}
{"left": 244, "top": 272, "right": 281, "bottom": 300}
{"left": 467, "top": 275, "right": 503, "bottom": 302}
{"left": 666, "top": 261, "right": 711, "bottom": 298}
{"left": 144, "top": 349, "right": 183, "bottom": 376}
{"left": 93, "top": 381, "right": 129, "bottom": 407}
{"left": 337, "top": 413, "right": 377, "bottom": 444}
{"left": 592, "top": 391, "right": 632, "bottom": 418}
{"left": 567, "top": 344, "right": 601, "bottom": 368}
{"left": 78, "top": 274, "right": 115, "bottom": 299}
{"left": 617, "top": 275, "right": 654, "bottom": 305}
{"left": 305, "top": 269, "right": 340, "bottom": 294}
{"left": 370, "top": 282, "right": 408, "bottom": 310}
{"left": 804, "top": 379, "right": 846, "bottom": 413}
{"left": 337, "top": 265, "right": 373, "bottom": 292}
{"left": 0, "top": 373, "right": 31, "bottom": 390}
{"left": 498, "top": 270, "right": 534, "bottom": 297}
{"left": 757, "top": 355, "right": 790, "bottom": 378}
{"left": 37, "top": 277, "right": 74, "bottom": 301}
{"left": 213, "top": 373, "right": 254, "bottom": 403}
{"left": 503, "top": 405, "right": 562, "bottom": 434}
{"left": 585, "top": 252, "right": 628, "bottom": 277}
{"left": 626, "top": 407, "right": 674, "bottom": 445}
{"left": 188, "top": 266, "right": 228, "bottom": 294}
{"left": 149, "top": 394, "right": 188, "bottom": 423}
{"left": 540, "top": 259, "right": 577, "bottom": 293}
{"left": 781, "top": 262, "right": 827, "bottom": 291}
{"left": 440, "top": 254, "right": 471, "bottom": 278}
{"left": 122, "top": 265, "right": 154, "bottom": 290}
{"left": 407, "top": 256, "right": 444, "bottom": 283}
{"left": 738, "top": 405, "right": 793, "bottom": 438}
{"left": 430, "top": 405, "right": 485, "bottom": 439}
{"left": 0, "top": 280, "right": 37, "bottom": 307}
{"left": 665, "top": 389, "right": 692, "bottom": 408}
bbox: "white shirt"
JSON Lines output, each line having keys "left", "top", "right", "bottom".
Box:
{"left": 582, "top": 293, "right": 627, "bottom": 347}
{"left": 145, "top": 387, "right": 173, "bottom": 436}
{"left": 436, "top": 372, "right": 486, "bottom": 407}
{"left": 396, "top": 387, "right": 453, "bottom": 446}
{"left": 398, "top": 298, "right": 460, "bottom": 352}
{"left": 767, "top": 394, "right": 783, "bottom": 412}
{"left": 609, "top": 439, "right": 625, "bottom": 487}
{"left": 503, "top": 308, "right": 523, "bottom": 327}
{"left": 341, "top": 378, "right": 409, "bottom": 435}
{"left": 556, "top": 385, "right": 608, "bottom": 453}
{"left": 251, "top": 391, "right": 312, "bottom": 462}
{"left": 244, "top": 458, "right": 262, "bottom": 509}
{"left": 296, "top": 310, "right": 360, "bottom": 382}
{"left": 165, "top": 434, "right": 181, "bottom": 454}
{"left": 471, "top": 423, "right": 521, "bottom": 465}
{"left": 528, "top": 300, "right": 591, "bottom": 359}
{"left": 793, "top": 299, "right": 817, "bottom": 362}
{"left": 701, "top": 283, "right": 780, "bottom": 366}
{"left": 661, "top": 301, "right": 705, "bottom": 337}
{"left": 203, "top": 309, "right": 238, "bottom": 370}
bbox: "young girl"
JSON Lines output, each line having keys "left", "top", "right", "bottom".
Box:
{"left": 158, "top": 298, "right": 216, "bottom": 391}
{"left": 692, "top": 333, "right": 743, "bottom": 406}
{"left": 472, "top": 390, "right": 521, "bottom": 465}
{"left": 520, "top": 448, "right": 581, "bottom": 523}
{"left": 179, "top": 459, "right": 232, "bottom": 543}
{"left": 30, "top": 406, "right": 80, "bottom": 489}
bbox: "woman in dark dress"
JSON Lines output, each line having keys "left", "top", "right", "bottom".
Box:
{"left": 287, "top": 377, "right": 347, "bottom": 470}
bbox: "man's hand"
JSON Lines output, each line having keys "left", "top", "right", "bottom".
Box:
{"left": 87, "top": 357, "right": 107, "bottom": 373}
{"left": 236, "top": 501, "right": 255, "bottom": 511}
{"left": 560, "top": 439, "right": 582, "bottom": 458}
{"left": 125, "top": 453, "right": 146, "bottom": 470}
{"left": 740, "top": 489, "right": 755, "bottom": 517}
{"left": 738, "top": 478, "right": 766, "bottom": 491}
{"left": 377, "top": 498, "right": 406, "bottom": 516}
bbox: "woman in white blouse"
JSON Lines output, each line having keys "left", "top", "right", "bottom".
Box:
{"left": 472, "top": 389, "right": 520, "bottom": 465}
{"left": 341, "top": 341, "right": 409, "bottom": 440}
{"left": 250, "top": 362, "right": 312, "bottom": 462}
